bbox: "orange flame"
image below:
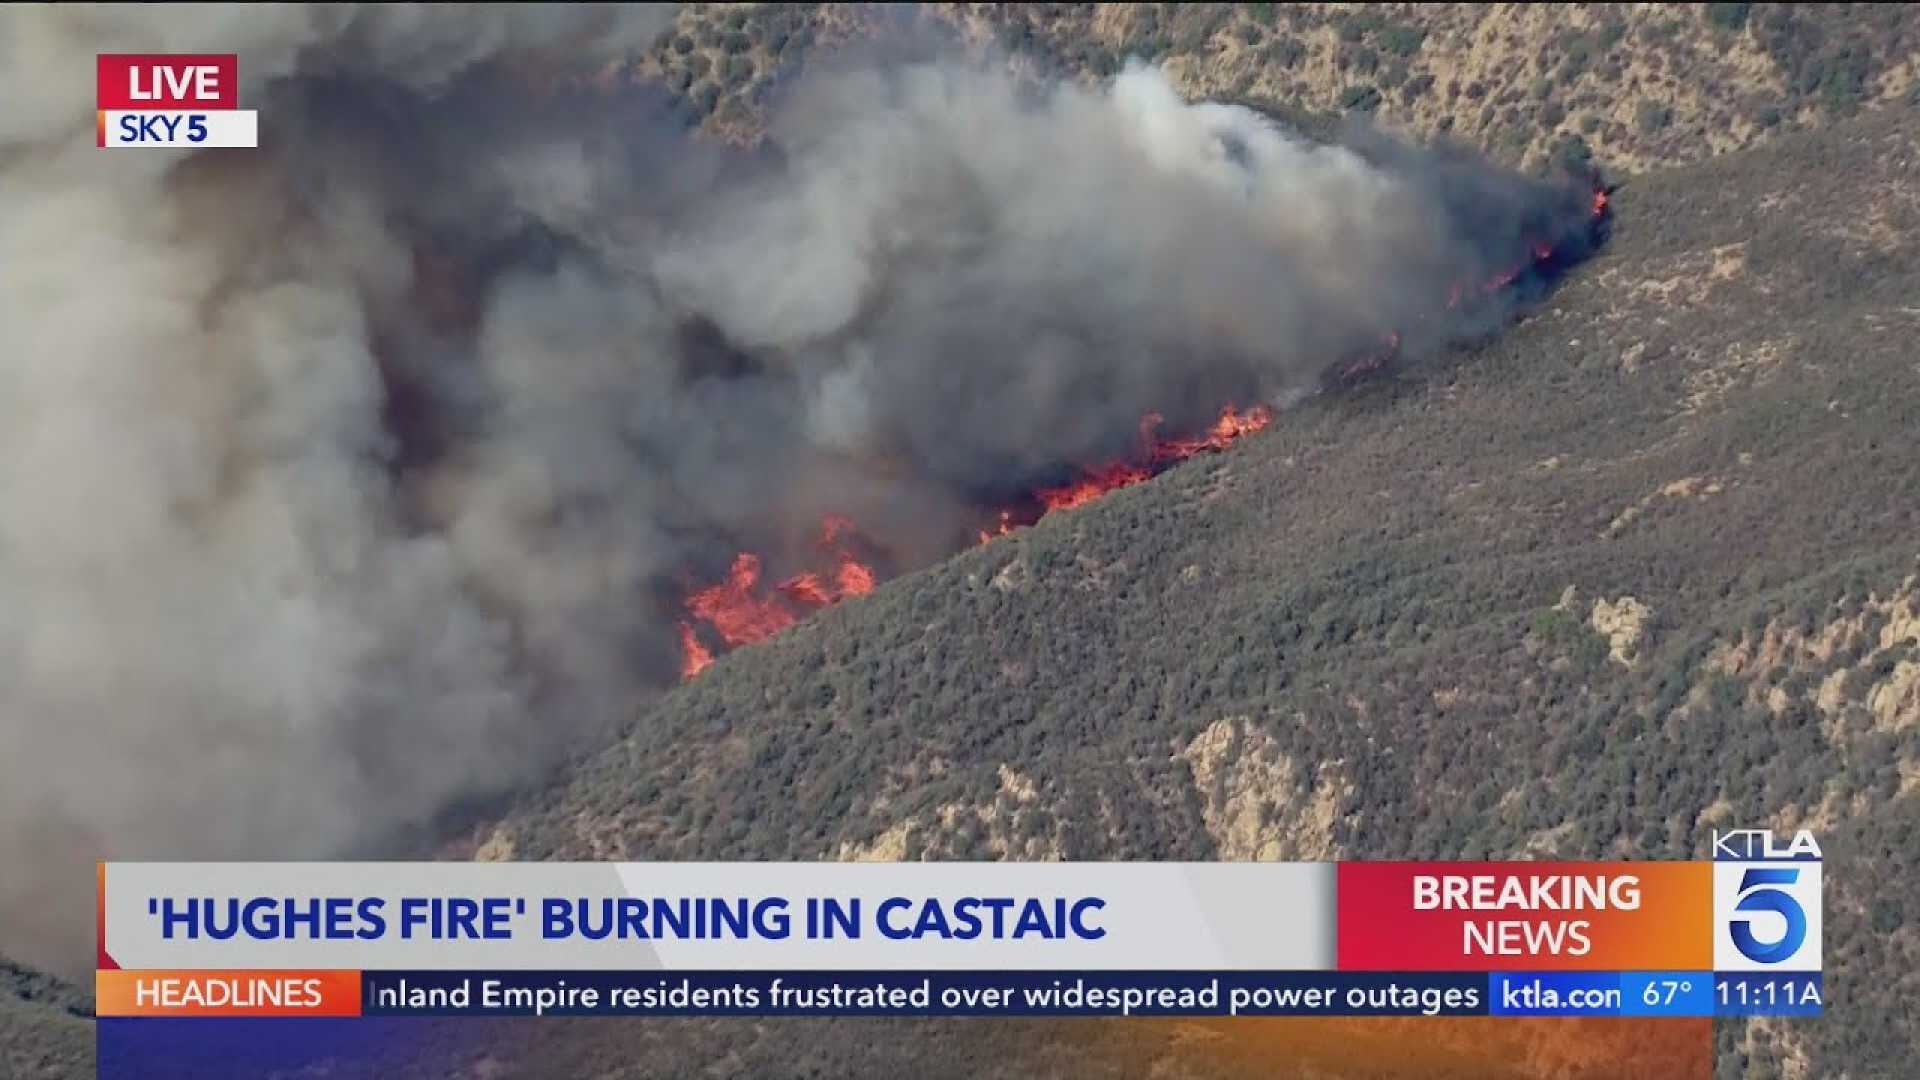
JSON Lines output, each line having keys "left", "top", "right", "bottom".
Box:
{"left": 1148, "top": 403, "right": 1276, "bottom": 462}
{"left": 977, "top": 509, "right": 1017, "bottom": 545}
{"left": 777, "top": 572, "right": 835, "bottom": 608}
{"left": 684, "top": 553, "right": 795, "bottom": 647}
{"left": 677, "top": 515, "right": 880, "bottom": 677}
{"left": 677, "top": 621, "right": 714, "bottom": 679}
{"left": 836, "top": 557, "right": 876, "bottom": 597}
{"left": 1036, "top": 461, "right": 1154, "bottom": 511}
{"left": 820, "top": 513, "right": 857, "bottom": 544}
{"left": 1440, "top": 195, "right": 1603, "bottom": 315}
{"left": 1000, "top": 402, "right": 1273, "bottom": 523}
{"left": 1336, "top": 332, "right": 1402, "bottom": 383}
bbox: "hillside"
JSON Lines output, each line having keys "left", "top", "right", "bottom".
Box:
{"left": 649, "top": 3, "right": 1920, "bottom": 171}
{"left": 0, "top": 957, "right": 93, "bottom": 1080}
{"left": 465, "top": 101, "right": 1920, "bottom": 1075}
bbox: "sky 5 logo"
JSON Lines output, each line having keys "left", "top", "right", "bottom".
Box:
{"left": 1712, "top": 829, "right": 1822, "bottom": 972}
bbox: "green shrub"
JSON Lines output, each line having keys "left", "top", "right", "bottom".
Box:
{"left": 1815, "top": 50, "right": 1871, "bottom": 112}
{"left": 1264, "top": 37, "right": 1305, "bottom": 69}
{"left": 1707, "top": 3, "right": 1753, "bottom": 32}
{"left": 1379, "top": 25, "right": 1426, "bottom": 57}
{"left": 1341, "top": 84, "right": 1383, "bottom": 113}
{"left": 689, "top": 81, "right": 721, "bottom": 117}
{"left": 1560, "top": 51, "right": 1589, "bottom": 85}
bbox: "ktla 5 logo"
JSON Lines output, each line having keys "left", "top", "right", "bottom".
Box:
{"left": 1712, "top": 829, "right": 1822, "bottom": 972}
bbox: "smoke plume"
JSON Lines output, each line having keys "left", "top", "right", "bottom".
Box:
{"left": 0, "top": 5, "right": 1596, "bottom": 974}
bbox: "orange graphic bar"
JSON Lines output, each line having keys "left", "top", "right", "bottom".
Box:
{"left": 96, "top": 970, "right": 361, "bottom": 1017}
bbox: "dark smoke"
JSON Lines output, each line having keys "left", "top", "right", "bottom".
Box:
{"left": 0, "top": 5, "right": 1599, "bottom": 974}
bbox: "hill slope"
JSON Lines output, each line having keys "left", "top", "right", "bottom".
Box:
{"left": 652, "top": 3, "right": 1920, "bottom": 172}
{"left": 473, "top": 103, "right": 1920, "bottom": 1075}
{"left": 0, "top": 957, "right": 93, "bottom": 1080}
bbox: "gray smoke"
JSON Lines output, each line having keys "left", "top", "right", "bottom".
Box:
{"left": 0, "top": 5, "right": 1595, "bottom": 975}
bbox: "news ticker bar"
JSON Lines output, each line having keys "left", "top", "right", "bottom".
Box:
{"left": 94, "top": 970, "right": 1822, "bottom": 1019}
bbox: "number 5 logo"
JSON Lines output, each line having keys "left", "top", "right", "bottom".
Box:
{"left": 1730, "top": 868, "right": 1806, "bottom": 964}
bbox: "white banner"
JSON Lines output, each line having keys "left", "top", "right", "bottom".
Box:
{"left": 99, "top": 109, "right": 257, "bottom": 148}
{"left": 100, "top": 862, "right": 1335, "bottom": 971}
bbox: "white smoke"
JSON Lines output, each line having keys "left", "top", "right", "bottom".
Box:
{"left": 0, "top": 7, "right": 1593, "bottom": 977}
{"left": 0, "top": 3, "right": 679, "bottom": 977}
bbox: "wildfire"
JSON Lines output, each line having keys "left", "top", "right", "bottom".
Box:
{"left": 683, "top": 553, "right": 790, "bottom": 647}
{"left": 1007, "top": 402, "right": 1277, "bottom": 517}
{"left": 1147, "top": 404, "right": 1276, "bottom": 462}
{"left": 976, "top": 509, "right": 1017, "bottom": 545}
{"left": 1000, "top": 402, "right": 1274, "bottom": 522}
{"left": 677, "top": 621, "right": 714, "bottom": 679}
{"left": 675, "top": 515, "right": 877, "bottom": 679}
{"left": 1440, "top": 187, "right": 1608, "bottom": 315}
{"left": 675, "top": 186, "right": 1612, "bottom": 679}
{"left": 1036, "top": 461, "right": 1154, "bottom": 512}
{"left": 1448, "top": 262, "right": 1525, "bottom": 310}
{"left": 676, "top": 403, "right": 1275, "bottom": 678}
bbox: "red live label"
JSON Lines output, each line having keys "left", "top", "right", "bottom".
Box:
{"left": 96, "top": 54, "right": 238, "bottom": 110}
